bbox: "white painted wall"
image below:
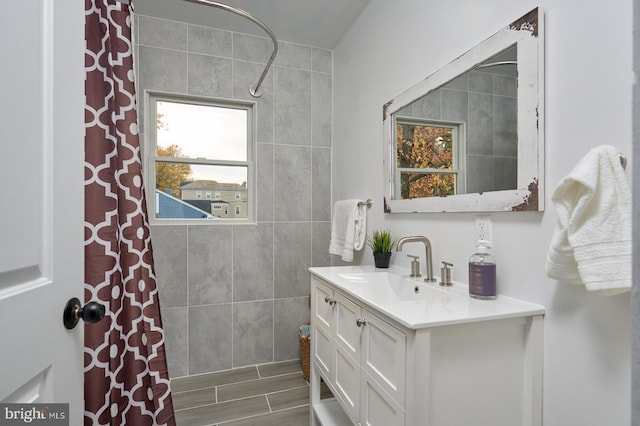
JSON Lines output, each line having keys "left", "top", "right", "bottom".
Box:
{"left": 333, "top": 0, "right": 633, "bottom": 425}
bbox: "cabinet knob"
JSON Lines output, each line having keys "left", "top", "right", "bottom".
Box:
{"left": 356, "top": 318, "right": 367, "bottom": 327}
{"left": 324, "top": 296, "right": 336, "bottom": 306}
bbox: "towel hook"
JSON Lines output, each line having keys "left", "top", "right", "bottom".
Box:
{"left": 619, "top": 153, "right": 627, "bottom": 170}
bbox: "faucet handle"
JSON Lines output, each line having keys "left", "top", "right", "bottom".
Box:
{"left": 440, "top": 261, "right": 453, "bottom": 287}
{"left": 408, "top": 255, "right": 421, "bottom": 278}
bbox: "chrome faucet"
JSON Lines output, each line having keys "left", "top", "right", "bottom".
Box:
{"left": 396, "top": 236, "right": 436, "bottom": 282}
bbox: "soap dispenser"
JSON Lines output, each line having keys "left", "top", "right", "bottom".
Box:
{"left": 468, "top": 239, "right": 496, "bottom": 300}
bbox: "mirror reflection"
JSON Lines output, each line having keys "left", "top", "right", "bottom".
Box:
{"left": 394, "top": 46, "right": 517, "bottom": 199}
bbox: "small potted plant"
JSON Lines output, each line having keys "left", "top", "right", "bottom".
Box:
{"left": 367, "top": 229, "right": 398, "bottom": 268}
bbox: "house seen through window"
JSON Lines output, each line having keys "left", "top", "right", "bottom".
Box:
{"left": 147, "top": 93, "right": 254, "bottom": 222}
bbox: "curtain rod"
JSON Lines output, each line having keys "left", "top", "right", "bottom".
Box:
{"left": 182, "top": 0, "right": 278, "bottom": 98}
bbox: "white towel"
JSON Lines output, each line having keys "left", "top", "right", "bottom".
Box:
{"left": 545, "top": 145, "right": 631, "bottom": 295}
{"left": 329, "top": 200, "right": 367, "bottom": 262}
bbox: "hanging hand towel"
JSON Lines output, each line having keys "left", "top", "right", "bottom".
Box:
{"left": 545, "top": 145, "right": 631, "bottom": 295}
{"left": 329, "top": 199, "right": 367, "bottom": 262}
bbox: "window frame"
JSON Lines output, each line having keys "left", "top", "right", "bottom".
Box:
{"left": 393, "top": 117, "right": 466, "bottom": 198}
{"left": 144, "top": 91, "right": 256, "bottom": 224}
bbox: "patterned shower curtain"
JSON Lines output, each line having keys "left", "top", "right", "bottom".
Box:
{"left": 84, "top": 0, "right": 175, "bottom": 424}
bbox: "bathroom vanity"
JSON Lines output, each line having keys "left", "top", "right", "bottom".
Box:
{"left": 308, "top": 266, "right": 544, "bottom": 426}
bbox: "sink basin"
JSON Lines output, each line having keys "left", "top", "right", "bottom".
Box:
{"left": 337, "top": 272, "right": 450, "bottom": 301}
{"left": 310, "top": 265, "right": 545, "bottom": 329}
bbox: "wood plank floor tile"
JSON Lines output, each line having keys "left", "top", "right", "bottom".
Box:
{"left": 174, "top": 395, "right": 269, "bottom": 426}
{"left": 257, "top": 360, "right": 303, "bottom": 378}
{"left": 217, "top": 373, "right": 307, "bottom": 402}
{"left": 172, "top": 366, "right": 259, "bottom": 393}
{"left": 172, "top": 387, "right": 217, "bottom": 411}
{"left": 266, "top": 386, "right": 309, "bottom": 411}
{"left": 219, "top": 405, "right": 310, "bottom": 426}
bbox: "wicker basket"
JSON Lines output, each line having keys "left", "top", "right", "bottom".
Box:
{"left": 299, "top": 324, "right": 311, "bottom": 382}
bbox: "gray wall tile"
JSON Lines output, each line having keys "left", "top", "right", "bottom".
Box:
{"left": 162, "top": 307, "right": 188, "bottom": 378}
{"left": 189, "top": 304, "right": 233, "bottom": 374}
{"left": 274, "top": 67, "right": 311, "bottom": 145}
{"left": 233, "top": 60, "right": 274, "bottom": 143}
{"left": 274, "top": 222, "right": 311, "bottom": 298}
{"left": 312, "top": 73, "right": 332, "bottom": 147}
{"left": 467, "top": 155, "right": 495, "bottom": 194}
{"left": 312, "top": 222, "right": 331, "bottom": 267}
{"left": 233, "top": 33, "right": 272, "bottom": 63}
{"left": 137, "top": 46, "right": 188, "bottom": 94}
{"left": 312, "top": 147, "right": 331, "bottom": 221}
{"left": 469, "top": 71, "right": 493, "bottom": 94}
{"left": 138, "top": 15, "right": 187, "bottom": 51}
{"left": 443, "top": 73, "right": 468, "bottom": 91}
{"left": 150, "top": 225, "right": 187, "bottom": 308}
{"left": 188, "top": 225, "right": 233, "bottom": 305}
{"left": 257, "top": 143, "right": 274, "bottom": 221}
{"left": 494, "top": 156, "right": 517, "bottom": 191}
{"left": 274, "top": 145, "right": 311, "bottom": 221}
{"left": 312, "top": 48, "right": 332, "bottom": 74}
{"left": 233, "top": 301, "right": 274, "bottom": 366}
{"left": 493, "top": 74, "right": 517, "bottom": 97}
{"left": 468, "top": 92, "right": 494, "bottom": 156}
{"left": 276, "top": 42, "right": 312, "bottom": 70}
{"left": 233, "top": 223, "right": 274, "bottom": 302}
{"left": 412, "top": 89, "right": 441, "bottom": 119}
{"left": 188, "top": 25, "right": 232, "bottom": 57}
{"left": 274, "top": 297, "right": 310, "bottom": 361}
{"left": 442, "top": 89, "right": 468, "bottom": 123}
{"left": 493, "top": 96, "right": 518, "bottom": 157}
{"left": 188, "top": 53, "right": 233, "bottom": 98}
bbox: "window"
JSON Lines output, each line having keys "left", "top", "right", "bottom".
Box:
{"left": 394, "top": 118, "right": 465, "bottom": 199}
{"left": 235, "top": 191, "right": 240, "bottom": 200}
{"left": 146, "top": 93, "right": 254, "bottom": 222}
{"left": 235, "top": 206, "right": 241, "bottom": 216}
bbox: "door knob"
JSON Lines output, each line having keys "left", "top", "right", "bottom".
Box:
{"left": 63, "top": 297, "right": 106, "bottom": 329}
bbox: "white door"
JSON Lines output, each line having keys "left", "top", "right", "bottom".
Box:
{"left": 0, "top": 1, "right": 85, "bottom": 424}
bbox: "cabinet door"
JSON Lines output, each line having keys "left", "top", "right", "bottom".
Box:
{"left": 334, "top": 344, "right": 360, "bottom": 424}
{"left": 360, "top": 370, "right": 405, "bottom": 426}
{"left": 313, "top": 278, "right": 334, "bottom": 330}
{"left": 335, "top": 292, "right": 361, "bottom": 360}
{"left": 311, "top": 279, "right": 334, "bottom": 379}
{"left": 361, "top": 310, "right": 406, "bottom": 406}
{"left": 313, "top": 321, "right": 333, "bottom": 379}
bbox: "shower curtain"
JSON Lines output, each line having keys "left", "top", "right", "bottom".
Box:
{"left": 84, "top": 0, "right": 175, "bottom": 424}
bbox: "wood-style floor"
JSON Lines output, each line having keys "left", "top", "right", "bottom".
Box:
{"left": 171, "top": 360, "right": 314, "bottom": 425}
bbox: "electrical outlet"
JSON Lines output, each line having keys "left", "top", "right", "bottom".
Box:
{"left": 475, "top": 215, "right": 492, "bottom": 244}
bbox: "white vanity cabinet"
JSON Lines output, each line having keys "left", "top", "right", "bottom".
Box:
{"left": 311, "top": 278, "right": 406, "bottom": 424}
{"left": 309, "top": 267, "right": 544, "bottom": 426}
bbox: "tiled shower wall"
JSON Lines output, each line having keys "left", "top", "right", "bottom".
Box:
{"left": 134, "top": 15, "right": 332, "bottom": 378}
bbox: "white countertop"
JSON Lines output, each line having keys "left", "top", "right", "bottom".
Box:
{"left": 309, "top": 265, "right": 545, "bottom": 329}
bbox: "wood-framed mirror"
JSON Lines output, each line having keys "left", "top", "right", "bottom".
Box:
{"left": 383, "top": 8, "right": 544, "bottom": 213}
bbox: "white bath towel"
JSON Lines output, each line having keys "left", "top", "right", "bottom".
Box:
{"left": 329, "top": 200, "right": 367, "bottom": 262}
{"left": 545, "top": 145, "right": 631, "bottom": 295}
